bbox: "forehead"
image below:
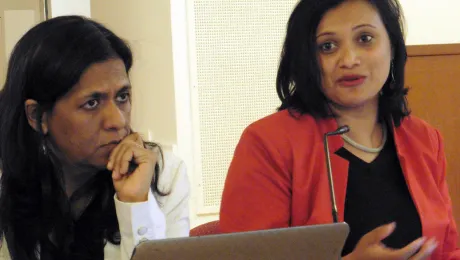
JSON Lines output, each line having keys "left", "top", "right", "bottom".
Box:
{"left": 317, "top": 0, "right": 384, "bottom": 34}
{"left": 69, "top": 58, "right": 129, "bottom": 96}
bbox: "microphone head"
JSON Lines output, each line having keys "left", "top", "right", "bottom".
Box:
{"left": 335, "top": 125, "right": 350, "bottom": 135}
{"left": 326, "top": 125, "right": 350, "bottom": 136}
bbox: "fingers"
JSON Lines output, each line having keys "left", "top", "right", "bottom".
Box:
{"left": 107, "top": 142, "right": 127, "bottom": 174}
{"left": 107, "top": 135, "right": 155, "bottom": 183}
{"left": 109, "top": 142, "right": 144, "bottom": 174}
{"left": 113, "top": 144, "right": 132, "bottom": 173}
{"left": 117, "top": 143, "right": 148, "bottom": 175}
{"left": 387, "top": 237, "right": 427, "bottom": 259}
{"left": 109, "top": 144, "right": 134, "bottom": 181}
{"left": 362, "top": 222, "right": 396, "bottom": 246}
{"left": 123, "top": 132, "right": 143, "bottom": 145}
{"left": 107, "top": 133, "right": 143, "bottom": 173}
{"left": 118, "top": 146, "right": 135, "bottom": 175}
{"left": 350, "top": 222, "right": 437, "bottom": 260}
{"left": 409, "top": 238, "right": 438, "bottom": 260}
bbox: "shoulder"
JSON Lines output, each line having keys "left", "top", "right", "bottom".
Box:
{"left": 233, "top": 110, "right": 328, "bottom": 172}
{"left": 242, "top": 110, "right": 321, "bottom": 143}
{"left": 399, "top": 116, "right": 439, "bottom": 135}
{"left": 397, "top": 115, "right": 443, "bottom": 152}
{"left": 239, "top": 109, "right": 332, "bottom": 153}
{"left": 395, "top": 116, "right": 445, "bottom": 181}
{"left": 246, "top": 109, "right": 316, "bottom": 132}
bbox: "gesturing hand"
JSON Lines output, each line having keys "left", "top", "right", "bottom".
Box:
{"left": 343, "top": 223, "right": 438, "bottom": 260}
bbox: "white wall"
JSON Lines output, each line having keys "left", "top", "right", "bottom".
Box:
{"left": 3, "top": 10, "right": 36, "bottom": 61}
{"left": 0, "top": 0, "right": 41, "bottom": 88}
{"left": 91, "top": 0, "right": 178, "bottom": 147}
{"left": 50, "top": 0, "right": 91, "bottom": 17}
{"left": 400, "top": 0, "right": 460, "bottom": 45}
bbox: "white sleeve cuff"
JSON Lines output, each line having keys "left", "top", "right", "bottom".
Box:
{"left": 115, "top": 190, "right": 166, "bottom": 246}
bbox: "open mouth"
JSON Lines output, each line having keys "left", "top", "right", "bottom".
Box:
{"left": 338, "top": 76, "right": 366, "bottom": 87}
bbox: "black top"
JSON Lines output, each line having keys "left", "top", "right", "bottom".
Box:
{"left": 337, "top": 131, "right": 422, "bottom": 256}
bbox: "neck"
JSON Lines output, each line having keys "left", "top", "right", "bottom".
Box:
{"left": 60, "top": 163, "right": 99, "bottom": 197}
{"left": 332, "top": 100, "right": 382, "bottom": 148}
{"left": 47, "top": 140, "right": 99, "bottom": 197}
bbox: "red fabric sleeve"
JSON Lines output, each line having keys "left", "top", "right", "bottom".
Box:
{"left": 435, "top": 130, "right": 460, "bottom": 259}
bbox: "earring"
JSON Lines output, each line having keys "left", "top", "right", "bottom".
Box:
{"left": 40, "top": 139, "right": 48, "bottom": 156}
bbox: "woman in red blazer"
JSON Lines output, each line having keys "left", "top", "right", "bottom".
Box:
{"left": 220, "top": 0, "right": 460, "bottom": 259}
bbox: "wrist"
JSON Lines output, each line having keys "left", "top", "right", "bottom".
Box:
{"left": 117, "top": 192, "right": 148, "bottom": 203}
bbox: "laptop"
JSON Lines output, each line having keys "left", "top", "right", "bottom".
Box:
{"left": 131, "top": 222, "right": 349, "bottom": 260}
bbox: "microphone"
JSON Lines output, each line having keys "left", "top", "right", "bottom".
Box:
{"left": 323, "top": 125, "right": 350, "bottom": 223}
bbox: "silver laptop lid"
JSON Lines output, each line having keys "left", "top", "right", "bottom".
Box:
{"left": 131, "top": 222, "right": 349, "bottom": 260}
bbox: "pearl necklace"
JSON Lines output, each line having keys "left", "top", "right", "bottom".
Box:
{"left": 341, "top": 124, "right": 387, "bottom": 153}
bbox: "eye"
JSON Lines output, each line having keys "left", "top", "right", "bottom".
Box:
{"left": 83, "top": 99, "right": 99, "bottom": 110}
{"left": 116, "top": 92, "right": 130, "bottom": 103}
{"left": 359, "top": 34, "right": 374, "bottom": 44}
{"left": 318, "top": 42, "right": 338, "bottom": 53}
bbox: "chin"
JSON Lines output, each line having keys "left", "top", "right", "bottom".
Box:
{"left": 330, "top": 100, "right": 359, "bottom": 109}
{"left": 334, "top": 96, "right": 378, "bottom": 109}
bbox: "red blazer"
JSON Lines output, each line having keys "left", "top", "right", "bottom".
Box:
{"left": 220, "top": 110, "right": 460, "bottom": 259}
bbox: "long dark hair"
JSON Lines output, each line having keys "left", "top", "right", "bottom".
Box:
{"left": 0, "top": 16, "right": 164, "bottom": 259}
{"left": 276, "top": 0, "right": 410, "bottom": 126}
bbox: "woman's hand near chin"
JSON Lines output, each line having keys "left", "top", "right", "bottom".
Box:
{"left": 107, "top": 133, "right": 156, "bottom": 202}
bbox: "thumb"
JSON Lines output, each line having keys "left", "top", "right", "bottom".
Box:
{"left": 363, "top": 222, "right": 396, "bottom": 245}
